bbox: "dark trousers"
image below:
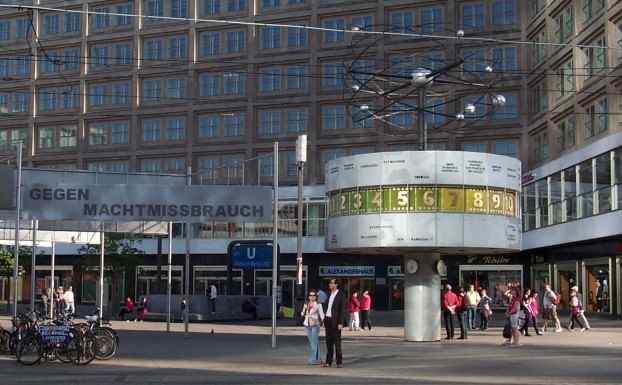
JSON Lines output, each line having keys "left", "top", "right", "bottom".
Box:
{"left": 360, "top": 310, "right": 372, "bottom": 330}
{"left": 324, "top": 316, "right": 342, "bottom": 366}
{"left": 118, "top": 307, "right": 133, "bottom": 321}
{"left": 443, "top": 310, "right": 455, "bottom": 338}
{"left": 520, "top": 313, "right": 539, "bottom": 335}
{"left": 479, "top": 310, "right": 489, "bottom": 330}
{"left": 209, "top": 298, "right": 216, "bottom": 313}
{"left": 570, "top": 313, "right": 585, "bottom": 329}
{"left": 458, "top": 312, "right": 468, "bottom": 339}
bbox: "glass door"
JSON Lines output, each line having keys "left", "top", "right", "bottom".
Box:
{"left": 555, "top": 262, "right": 578, "bottom": 310}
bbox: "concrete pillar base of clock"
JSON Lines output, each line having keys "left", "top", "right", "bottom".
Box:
{"left": 403, "top": 253, "right": 442, "bottom": 342}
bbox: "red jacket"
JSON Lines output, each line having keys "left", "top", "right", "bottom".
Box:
{"left": 456, "top": 294, "right": 467, "bottom": 313}
{"left": 442, "top": 291, "right": 459, "bottom": 311}
{"left": 348, "top": 297, "right": 360, "bottom": 313}
{"left": 359, "top": 295, "right": 372, "bottom": 311}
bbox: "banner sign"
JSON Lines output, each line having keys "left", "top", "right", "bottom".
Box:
{"left": 318, "top": 266, "right": 375, "bottom": 277}
{"left": 22, "top": 184, "right": 273, "bottom": 223}
{"left": 230, "top": 242, "right": 273, "bottom": 269}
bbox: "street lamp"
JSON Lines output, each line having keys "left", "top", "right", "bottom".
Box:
{"left": 295, "top": 134, "right": 307, "bottom": 324}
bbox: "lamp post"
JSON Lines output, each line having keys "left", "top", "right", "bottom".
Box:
{"left": 294, "top": 135, "right": 307, "bottom": 324}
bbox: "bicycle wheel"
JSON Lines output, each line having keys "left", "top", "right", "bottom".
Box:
{"left": 93, "top": 333, "right": 116, "bottom": 360}
{"left": 0, "top": 330, "right": 10, "bottom": 355}
{"left": 72, "top": 333, "right": 96, "bottom": 365}
{"left": 16, "top": 335, "right": 42, "bottom": 366}
{"left": 56, "top": 339, "right": 77, "bottom": 364}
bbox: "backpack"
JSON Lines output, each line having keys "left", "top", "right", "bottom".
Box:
{"left": 553, "top": 292, "right": 561, "bottom": 305}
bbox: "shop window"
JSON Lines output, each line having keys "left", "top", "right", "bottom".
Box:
{"left": 536, "top": 179, "right": 548, "bottom": 227}
{"left": 523, "top": 183, "right": 536, "bottom": 231}
{"left": 578, "top": 159, "right": 594, "bottom": 217}
{"left": 460, "top": 266, "right": 522, "bottom": 308}
{"left": 584, "top": 263, "right": 610, "bottom": 313}
{"left": 556, "top": 264, "right": 577, "bottom": 310}
{"left": 550, "top": 172, "right": 562, "bottom": 225}
{"left": 194, "top": 266, "right": 242, "bottom": 296}
{"left": 136, "top": 266, "right": 183, "bottom": 298}
{"left": 595, "top": 152, "right": 612, "bottom": 214}
{"left": 563, "top": 167, "right": 578, "bottom": 221}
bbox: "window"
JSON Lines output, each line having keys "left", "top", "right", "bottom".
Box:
{"left": 529, "top": 0, "right": 546, "bottom": 19}
{"left": 425, "top": 98, "right": 445, "bottom": 126}
{"left": 199, "top": 73, "right": 221, "bottom": 97}
{"left": 89, "top": 84, "right": 106, "bottom": 106}
{"left": 223, "top": 113, "right": 244, "bottom": 136}
{"left": 115, "top": 43, "right": 132, "bottom": 65}
{"left": 166, "top": 79, "right": 186, "bottom": 99}
{"left": 492, "top": 93, "right": 518, "bottom": 120}
{"left": 171, "top": 0, "right": 188, "bottom": 17}
{"left": 585, "top": 97, "right": 608, "bottom": 138}
{"left": 462, "top": 95, "right": 487, "bottom": 119}
{"left": 463, "top": 3, "right": 484, "bottom": 29}
{"left": 93, "top": 7, "right": 111, "bottom": 30}
{"left": 116, "top": 4, "right": 133, "bottom": 26}
{"left": 141, "top": 158, "right": 185, "bottom": 173}
{"left": 41, "top": 52, "right": 61, "bottom": 74}
{"left": 166, "top": 117, "right": 186, "bottom": 140}
{"left": 492, "top": 140, "right": 518, "bottom": 158}
{"left": 261, "top": 0, "right": 280, "bottom": 9}
{"left": 113, "top": 83, "right": 130, "bottom": 105}
{"left": 142, "top": 119, "right": 161, "bottom": 142}
{"left": 198, "top": 114, "right": 219, "bottom": 138}
{"left": 554, "top": 5, "right": 574, "bottom": 43}
{"left": 285, "top": 151, "right": 297, "bottom": 177}
{"left": 15, "top": 18, "right": 31, "bottom": 39}
{"left": 531, "top": 81, "right": 548, "bottom": 115}
{"left": 43, "top": 14, "right": 60, "bottom": 35}
{"left": 62, "top": 87, "right": 79, "bottom": 109}
{"left": 390, "top": 101, "right": 415, "bottom": 127}
{"left": 555, "top": 58, "right": 575, "bottom": 101}
{"left": 227, "top": 0, "right": 247, "bottom": 12}
{"left": 39, "top": 86, "right": 79, "bottom": 112}
{"left": 59, "top": 126, "right": 77, "bottom": 147}
{"left": 201, "top": 32, "right": 220, "bottom": 57}
{"left": 260, "top": 26, "right": 280, "bottom": 49}
{"left": 64, "top": 13, "right": 81, "bottom": 34}
{"left": 322, "top": 63, "right": 345, "bottom": 89}
{"left": 14, "top": 56, "right": 31, "bottom": 77}
{"left": 39, "top": 89, "right": 58, "bottom": 112}
{"left": 259, "top": 68, "right": 282, "bottom": 93}
{"left": 144, "top": 39, "right": 163, "bottom": 61}
{"left": 582, "top": 0, "right": 605, "bottom": 24}
{"left": 352, "top": 15, "right": 372, "bottom": 31}
{"left": 287, "top": 26, "right": 307, "bottom": 48}
{"left": 91, "top": 46, "right": 109, "bottom": 68}
{"left": 259, "top": 155, "right": 274, "bottom": 178}
{"left": 169, "top": 36, "right": 188, "bottom": 59}
{"left": 492, "top": 46, "right": 517, "bottom": 71}
{"left": 142, "top": 79, "right": 162, "bottom": 102}
{"left": 259, "top": 110, "right": 281, "bottom": 136}
{"left": 389, "top": 11, "right": 413, "bottom": 33}
{"left": 462, "top": 142, "right": 487, "bottom": 153}
{"left": 462, "top": 48, "right": 486, "bottom": 73}
{"left": 583, "top": 36, "right": 606, "bottom": 77}
{"left": 38, "top": 128, "right": 54, "bottom": 149}
{"left": 321, "top": 149, "right": 347, "bottom": 174}
{"left": 352, "top": 104, "right": 373, "bottom": 129}
{"left": 63, "top": 48, "right": 80, "bottom": 71}
{"left": 532, "top": 130, "right": 548, "bottom": 163}
{"left": 203, "top": 0, "right": 221, "bottom": 15}
{"left": 286, "top": 66, "right": 306, "bottom": 90}
{"left": 111, "top": 121, "right": 129, "bottom": 144}
{"left": 491, "top": 0, "right": 516, "bottom": 25}
{"left": 421, "top": 7, "right": 443, "bottom": 33}
{"left": 286, "top": 109, "right": 307, "bottom": 133}
{"left": 0, "top": 128, "right": 26, "bottom": 148}
{"left": 531, "top": 29, "right": 547, "bottom": 66}
{"left": 89, "top": 124, "right": 107, "bottom": 145}
{"left": 322, "top": 105, "right": 346, "bottom": 130}
{"left": 146, "top": 0, "right": 164, "bottom": 19}
{"left": 556, "top": 115, "right": 576, "bottom": 151}
{"left": 226, "top": 30, "right": 245, "bottom": 53}
{"left": 323, "top": 18, "right": 345, "bottom": 43}
{"left": 88, "top": 160, "right": 129, "bottom": 173}
{"left": 223, "top": 73, "right": 245, "bottom": 95}
{"left": 11, "top": 92, "right": 29, "bottom": 113}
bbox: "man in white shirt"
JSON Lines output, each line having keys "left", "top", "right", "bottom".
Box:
{"left": 63, "top": 286, "right": 75, "bottom": 316}
{"left": 543, "top": 284, "right": 561, "bottom": 332}
{"left": 209, "top": 284, "right": 217, "bottom": 314}
{"left": 323, "top": 278, "right": 346, "bottom": 368}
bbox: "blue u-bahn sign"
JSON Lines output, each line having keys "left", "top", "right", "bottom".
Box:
{"left": 228, "top": 241, "right": 275, "bottom": 269}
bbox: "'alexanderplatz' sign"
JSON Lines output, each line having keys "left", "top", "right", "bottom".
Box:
{"left": 21, "top": 184, "right": 273, "bottom": 223}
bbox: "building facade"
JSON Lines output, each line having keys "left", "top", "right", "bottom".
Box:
{"left": 0, "top": 0, "right": 540, "bottom": 312}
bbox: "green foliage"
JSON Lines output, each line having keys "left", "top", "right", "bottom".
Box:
{"left": 76, "top": 236, "right": 144, "bottom": 272}
{"left": 0, "top": 245, "right": 34, "bottom": 276}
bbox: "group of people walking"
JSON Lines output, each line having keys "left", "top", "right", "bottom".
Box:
{"left": 300, "top": 279, "right": 373, "bottom": 367}
{"left": 118, "top": 296, "right": 149, "bottom": 322}
{"left": 443, "top": 283, "right": 592, "bottom": 346}
{"left": 40, "top": 286, "right": 75, "bottom": 318}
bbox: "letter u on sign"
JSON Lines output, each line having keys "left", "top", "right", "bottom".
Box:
{"left": 247, "top": 248, "right": 256, "bottom": 260}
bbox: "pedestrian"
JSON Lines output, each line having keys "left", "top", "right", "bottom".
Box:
{"left": 442, "top": 284, "right": 459, "bottom": 340}
{"left": 181, "top": 298, "right": 188, "bottom": 322}
{"left": 478, "top": 288, "right": 492, "bottom": 330}
{"left": 542, "top": 284, "right": 562, "bottom": 333}
{"left": 520, "top": 289, "right": 536, "bottom": 336}
{"left": 209, "top": 283, "right": 218, "bottom": 314}
{"left": 505, "top": 288, "right": 521, "bottom": 346}
{"left": 41, "top": 291, "right": 49, "bottom": 318}
{"left": 359, "top": 290, "right": 372, "bottom": 331}
{"left": 464, "top": 284, "right": 480, "bottom": 330}
{"left": 56, "top": 287, "right": 65, "bottom": 318}
{"left": 568, "top": 288, "right": 587, "bottom": 332}
{"left": 301, "top": 289, "right": 325, "bottom": 365}
{"left": 136, "top": 297, "right": 149, "bottom": 322}
{"left": 348, "top": 292, "right": 360, "bottom": 331}
{"left": 457, "top": 288, "right": 468, "bottom": 339}
{"left": 118, "top": 297, "right": 134, "bottom": 321}
{"left": 571, "top": 286, "right": 591, "bottom": 330}
{"left": 323, "top": 278, "right": 346, "bottom": 368}
{"left": 63, "top": 286, "right": 75, "bottom": 316}
{"left": 528, "top": 292, "right": 542, "bottom": 335}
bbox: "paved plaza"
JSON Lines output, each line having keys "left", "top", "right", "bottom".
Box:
{"left": 1, "top": 312, "right": 621, "bottom": 385}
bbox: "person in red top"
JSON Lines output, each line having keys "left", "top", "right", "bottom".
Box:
{"left": 118, "top": 297, "right": 135, "bottom": 321}
{"left": 359, "top": 290, "right": 372, "bottom": 331}
{"left": 347, "top": 292, "right": 360, "bottom": 331}
{"left": 442, "top": 284, "right": 459, "bottom": 339}
{"left": 456, "top": 288, "right": 468, "bottom": 340}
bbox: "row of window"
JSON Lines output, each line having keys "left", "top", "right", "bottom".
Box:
{"left": 528, "top": 0, "right": 606, "bottom": 25}
{"left": 523, "top": 144, "right": 622, "bottom": 231}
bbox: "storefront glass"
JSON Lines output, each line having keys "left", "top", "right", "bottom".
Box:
{"left": 136, "top": 266, "right": 183, "bottom": 299}
{"left": 194, "top": 266, "right": 242, "bottom": 296}
{"left": 550, "top": 173, "right": 562, "bottom": 224}
{"left": 584, "top": 263, "right": 610, "bottom": 313}
{"left": 579, "top": 159, "right": 594, "bottom": 218}
{"left": 531, "top": 264, "right": 551, "bottom": 295}
{"left": 254, "top": 267, "right": 307, "bottom": 308}
{"left": 595, "top": 153, "right": 612, "bottom": 214}
{"left": 460, "top": 266, "right": 522, "bottom": 308}
{"left": 555, "top": 263, "right": 577, "bottom": 310}
{"left": 563, "top": 167, "right": 577, "bottom": 221}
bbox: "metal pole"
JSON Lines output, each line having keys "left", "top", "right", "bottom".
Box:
{"left": 166, "top": 221, "right": 172, "bottom": 333}
{"left": 50, "top": 238, "right": 55, "bottom": 319}
{"left": 99, "top": 225, "right": 105, "bottom": 321}
{"left": 30, "top": 220, "right": 37, "bottom": 312}
{"left": 184, "top": 166, "right": 191, "bottom": 335}
{"left": 241, "top": 161, "right": 245, "bottom": 185}
{"left": 12, "top": 142, "right": 22, "bottom": 318}
{"left": 418, "top": 88, "right": 426, "bottom": 151}
{"left": 271, "top": 142, "right": 279, "bottom": 349}
{"left": 296, "top": 162, "right": 304, "bottom": 286}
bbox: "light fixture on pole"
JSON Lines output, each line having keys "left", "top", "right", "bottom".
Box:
{"left": 294, "top": 135, "right": 307, "bottom": 323}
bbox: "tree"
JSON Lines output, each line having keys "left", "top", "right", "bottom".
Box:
{"left": 0, "top": 245, "right": 34, "bottom": 277}
{"left": 76, "top": 236, "right": 144, "bottom": 306}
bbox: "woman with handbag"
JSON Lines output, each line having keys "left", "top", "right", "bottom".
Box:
{"left": 504, "top": 288, "right": 521, "bottom": 346}
{"left": 301, "top": 289, "right": 325, "bottom": 365}
{"left": 478, "top": 288, "right": 492, "bottom": 331}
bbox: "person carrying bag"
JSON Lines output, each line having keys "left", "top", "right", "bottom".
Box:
{"left": 301, "top": 290, "right": 325, "bottom": 365}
